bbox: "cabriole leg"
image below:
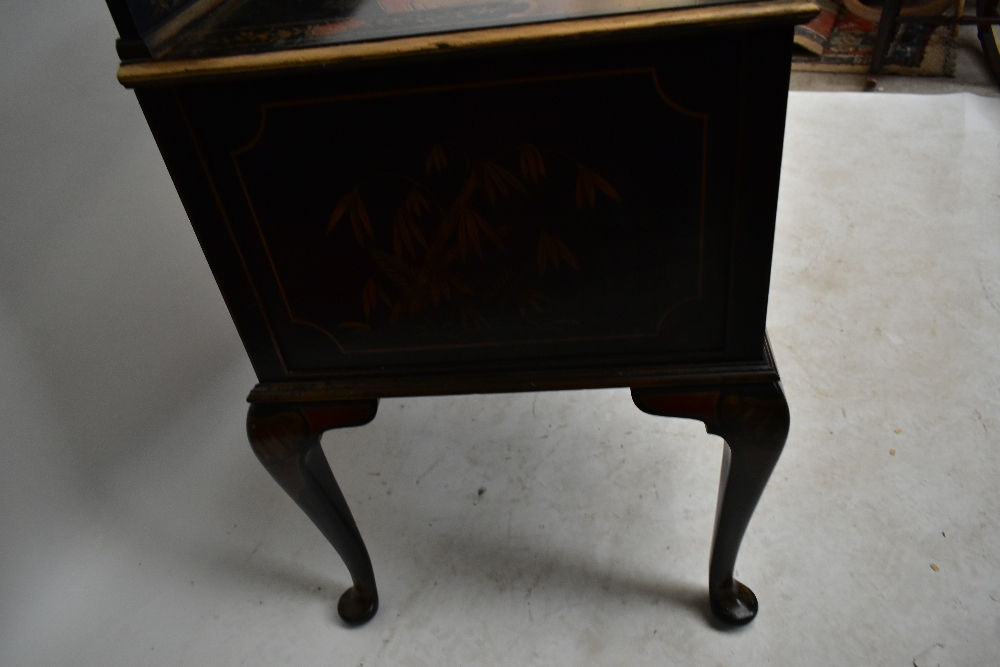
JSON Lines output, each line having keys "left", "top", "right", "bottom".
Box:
{"left": 632, "top": 382, "right": 789, "bottom": 625}
{"left": 246, "top": 400, "right": 380, "bottom": 625}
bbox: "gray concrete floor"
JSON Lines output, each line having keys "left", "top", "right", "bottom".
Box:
{"left": 1, "top": 2, "right": 999, "bottom": 666}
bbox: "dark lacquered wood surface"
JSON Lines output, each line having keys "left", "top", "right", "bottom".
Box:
{"left": 633, "top": 380, "right": 789, "bottom": 624}
{"left": 135, "top": 27, "right": 794, "bottom": 383}
{"left": 247, "top": 400, "right": 381, "bottom": 624}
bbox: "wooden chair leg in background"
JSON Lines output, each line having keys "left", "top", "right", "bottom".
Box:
{"left": 868, "top": 0, "right": 904, "bottom": 86}
{"left": 246, "top": 399, "right": 380, "bottom": 625}
{"left": 632, "top": 382, "right": 790, "bottom": 625}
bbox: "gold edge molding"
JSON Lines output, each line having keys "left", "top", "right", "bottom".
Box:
{"left": 119, "top": 0, "right": 820, "bottom": 86}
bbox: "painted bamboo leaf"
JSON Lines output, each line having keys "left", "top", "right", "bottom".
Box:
{"left": 361, "top": 277, "right": 391, "bottom": 321}
{"left": 477, "top": 161, "right": 526, "bottom": 203}
{"left": 393, "top": 208, "right": 427, "bottom": 259}
{"left": 445, "top": 270, "right": 472, "bottom": 295}
{"left": 536, "top": 230, "right": 580, "bottom": 275}
{"left": 474, "top": 211, "right": 504, "bottom": 251}
{"left": 592, "top": 172, "right": 620, "bottom": 202}
{"left": 516, "top": 287, "right": 546, "bottom": 314}
{"left": 372, "top": 249, "right": 416, "bottom": 290}
{"left": 408, "top": 213, "right": 428, "bottom": 248}
{"left": 425, "top": 144, "right": 447, "bottom": 173}
{"left": 327, "top": 190, "right": 354, "bottom": 233}
{"left": 458, "top": 209, "right": 503, "bottom": 259}
{"left": 349, "top": 194, "right": 373, "bottom": 246}
{"left": 404, "top": 187, "right": 431, "bottom": 218}
{"left": 329, "top": 189, "right": 373, "bottom": 246}
{"left": 393, "top": 212, "right": 413, "bottom": 259}
{"left": 575, "top": 164, "right": 620, "bottom": 209}
{"left": 519, "top": 144, "right": 546, "bottom": 184}
{"left": 457, "top": 209, "right": 481, "bottom": 258}
{"left": 428, "top": 267, "right": 472, "bottom": 306}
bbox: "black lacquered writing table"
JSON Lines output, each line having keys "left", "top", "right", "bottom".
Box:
{"left": 107, "top": 0, "right": 817, "bottom": 627}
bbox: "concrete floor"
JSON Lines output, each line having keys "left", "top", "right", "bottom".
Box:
{"left": 1, "top": 2, "right": 999, "bottom": 666}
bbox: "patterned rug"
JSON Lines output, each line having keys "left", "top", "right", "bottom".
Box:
{"left": 793, "top": 0, "right": 956, "bottom": 76}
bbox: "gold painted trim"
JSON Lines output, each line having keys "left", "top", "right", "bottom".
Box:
{"left": 119, "top": 0, "right": 819, "bottom": 86}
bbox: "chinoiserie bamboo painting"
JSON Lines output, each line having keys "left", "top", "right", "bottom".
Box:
{"left": 328, "top": 141, "right": 620, "bottom": 331}
{"left": 231, "top": 69, "right": 714, "bottom": 363}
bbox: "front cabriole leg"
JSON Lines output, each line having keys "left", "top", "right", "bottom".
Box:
{"left": 631, "top": 382, "right": 789, "bottom": 625}
{"left": 247, "top": 399, "right": 380, "bottom": 625}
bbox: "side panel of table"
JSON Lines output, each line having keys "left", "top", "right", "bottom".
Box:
{"left": 135, "top": 24, "right": 794, "bottom": 387}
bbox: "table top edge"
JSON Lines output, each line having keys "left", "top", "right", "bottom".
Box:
{"left": 118, "top": 0, "right": 819, "bottom": 87}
